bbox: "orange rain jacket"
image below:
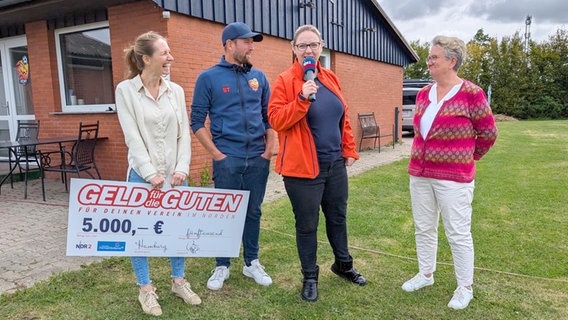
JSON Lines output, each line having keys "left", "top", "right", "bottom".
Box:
{"left": 268, "top": 60, "right": 359, "bottom": 179}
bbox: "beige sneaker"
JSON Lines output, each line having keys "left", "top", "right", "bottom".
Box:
{"left": 138, "top": 286, "right": 162, "bottom": 316}
{"left": 171, "top": 279, "right": 202, "bottom": 305}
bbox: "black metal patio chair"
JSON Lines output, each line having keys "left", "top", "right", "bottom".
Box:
{"left": 41, "top": 121, "right": 102, "bottom": 192}
{"left": 10, "top": 120, "right": 45, "bottom": 200}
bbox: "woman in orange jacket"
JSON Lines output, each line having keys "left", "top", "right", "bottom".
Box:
{"left": 268, "top": 24, "right": 367, "bottom": 302}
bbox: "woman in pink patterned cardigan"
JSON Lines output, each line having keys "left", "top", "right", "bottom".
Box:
{"left": 401, "top": 35, "right": 498, "bottom": 310}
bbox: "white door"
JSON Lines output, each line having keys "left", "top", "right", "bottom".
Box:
{"left": 0, "top": 36, "right": 35, "bottom": 158}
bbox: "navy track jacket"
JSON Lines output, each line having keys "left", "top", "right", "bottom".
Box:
{"left": 190, "top": 56, "right": 271, "bottom": 158}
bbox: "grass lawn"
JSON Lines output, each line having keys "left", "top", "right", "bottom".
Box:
{"left": 1, "top": 120, "right": 567, "bottom": 319}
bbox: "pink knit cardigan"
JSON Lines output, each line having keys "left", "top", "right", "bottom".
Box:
{"left": 408, "top": 80, "right": 498, "bottom": 183}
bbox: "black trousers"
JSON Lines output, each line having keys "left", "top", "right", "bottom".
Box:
{"left": 283, "top": 158, "right": 351, "bottom": 272}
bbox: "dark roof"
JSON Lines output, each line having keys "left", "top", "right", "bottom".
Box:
{"left": 0, "top": 0, "right": 139, "bottom": 37}
{"left": 64, "top": 32, "right": 111, "bottom": 58}
{"left": 151, "top": 0, "right": 419, "bottom": 67}
{"left": 0, "top": 0, "right": 32, "bottom": 9}
{"left": 0, "top": 0, "right": 418, "bottom": 66}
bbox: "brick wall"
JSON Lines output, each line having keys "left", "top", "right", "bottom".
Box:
{"left": 333, "top": 52, "right": 403, "bottom": 150}
{"left": 166, "top": 16, "right": 220, "bottom": 183}
{"left": 22, "top": 0, "right": 403, "bottom": 184}
{"left": 26, "top": 20, "right": 117, "bottom": 182}
{"left": 106, "top": 1, "right": 167, "bottom": 180}
{"left": 26, "top": 20, "right": 59, "bottom": 132}
{"left": 165, "top": 15, "right": 293, "bottom": 182}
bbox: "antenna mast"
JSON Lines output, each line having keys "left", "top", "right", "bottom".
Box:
{"left": 524, "top": 15, "right": 532, "bottom": 52}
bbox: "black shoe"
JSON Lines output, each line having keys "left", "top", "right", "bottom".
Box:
{"left": 301, "top": 266, "right": 319, "bottom": 302}
{"left": 301, "top": 279, "right": 318, "bottom": 302}
{"left": 331, "top": 258, "right": 367, "bottom": 286}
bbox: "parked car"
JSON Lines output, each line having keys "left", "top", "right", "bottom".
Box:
{"left": 402, "top": 79, "right": 432, "bottom": 134}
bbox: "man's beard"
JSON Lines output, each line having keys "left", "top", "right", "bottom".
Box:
{"left": 233, "top": 51, "right": 251, "bottom": 65}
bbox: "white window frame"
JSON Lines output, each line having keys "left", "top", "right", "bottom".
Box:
{"left": 55, "top": 21, "right": 114, "bottom": 113}
{"left": 319, "top": 48, "right": 331, "bottom": 69}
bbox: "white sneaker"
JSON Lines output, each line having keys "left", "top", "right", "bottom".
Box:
{"left": 448, "top": 286, "right": 473, "bottom": 310}
{"left": 243, "top": 259, "right": 272, "bottom": 286}
{"left": 401, "top": 273, "right": 434, "bottom": 292}
{"left": 207, "top": 266, "right": 230, "bottom": 291}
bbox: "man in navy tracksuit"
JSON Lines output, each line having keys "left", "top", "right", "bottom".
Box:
{"left": 190, "top": 22, "right": 276, "bottom": 291}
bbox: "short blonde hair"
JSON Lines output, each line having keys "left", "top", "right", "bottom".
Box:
{"left": 432, "top": 35, "right": 466, "bottom": 71}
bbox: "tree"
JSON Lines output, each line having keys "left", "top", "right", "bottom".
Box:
{"left": 461, "top": 29, "right": 495, "bottom": 93}
{"left": 404, "top": 40, "right": 430, "bottom": 80}
{"left": 403, "top": 27, "right": 568, "bottom": 119}
{"left": 532, "top": 29, "right": 568, "bottom": 118}
{"left": 488, "top": 32, "right": 530, "bottom": 118}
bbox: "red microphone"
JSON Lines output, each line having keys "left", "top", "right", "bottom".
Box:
{"left": 302, "top": 57, "right": 317, "bottom": 102}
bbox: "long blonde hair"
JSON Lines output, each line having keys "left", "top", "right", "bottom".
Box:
{"left": 124, "top": 31, "right": 166, "bottom": 79}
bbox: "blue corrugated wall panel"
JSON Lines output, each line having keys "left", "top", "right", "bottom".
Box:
{"left": 153, "top": 0, "right": 415, "bottom": 66}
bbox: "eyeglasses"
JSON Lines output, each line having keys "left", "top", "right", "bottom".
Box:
{"left": 426, "top": 55, "right": 451, "bottom": 62}
{"left": 295, "top": 42, "right": 321, "bottom": 51}
{"left": 426, "top": 55, "right": 442, "bottom": 62}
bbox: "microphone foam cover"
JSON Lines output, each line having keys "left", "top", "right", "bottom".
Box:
{"left": 302, "top": 57, "right": 316, "bottom": 73}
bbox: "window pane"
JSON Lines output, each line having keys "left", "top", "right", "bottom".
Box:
{"left": 59, "top": 27, "right": 114, "bottom": 106}
{"left": 403, "top": 91, "right": 417, "bottom": 105}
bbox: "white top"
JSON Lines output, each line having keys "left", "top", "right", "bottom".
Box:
{"left": 115, "top": 75, "right": 191, "bottom": 181}
{"left": 420, "top": 82, "right": 463, "bottom": 138}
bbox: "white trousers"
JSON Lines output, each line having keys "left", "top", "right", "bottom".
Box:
{"left": 409, "top": 176, "right": 475, "bottom": 287}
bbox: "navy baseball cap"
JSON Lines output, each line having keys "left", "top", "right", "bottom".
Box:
{"left": 222, "top": 22, "right": 263, "bottom": 46}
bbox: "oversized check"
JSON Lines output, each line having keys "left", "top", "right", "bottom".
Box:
{"left": 66, "top": 178, "right": 249, "bottom": 257}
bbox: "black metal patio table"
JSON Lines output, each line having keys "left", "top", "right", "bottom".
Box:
{"left": 0, "top": 136, "right": 77, "bottom": 200}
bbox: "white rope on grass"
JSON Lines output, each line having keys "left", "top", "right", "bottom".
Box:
{"left": 263, "top": 227, "right": 568, "bottom": 284}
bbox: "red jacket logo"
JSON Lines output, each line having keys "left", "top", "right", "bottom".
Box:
{"left": 248, "top": 78, "right": 259, "bottom": 91}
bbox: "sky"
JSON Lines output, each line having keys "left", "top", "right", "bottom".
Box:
{"left": 377, "top": 0, "right": 568, "bottom": 44}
